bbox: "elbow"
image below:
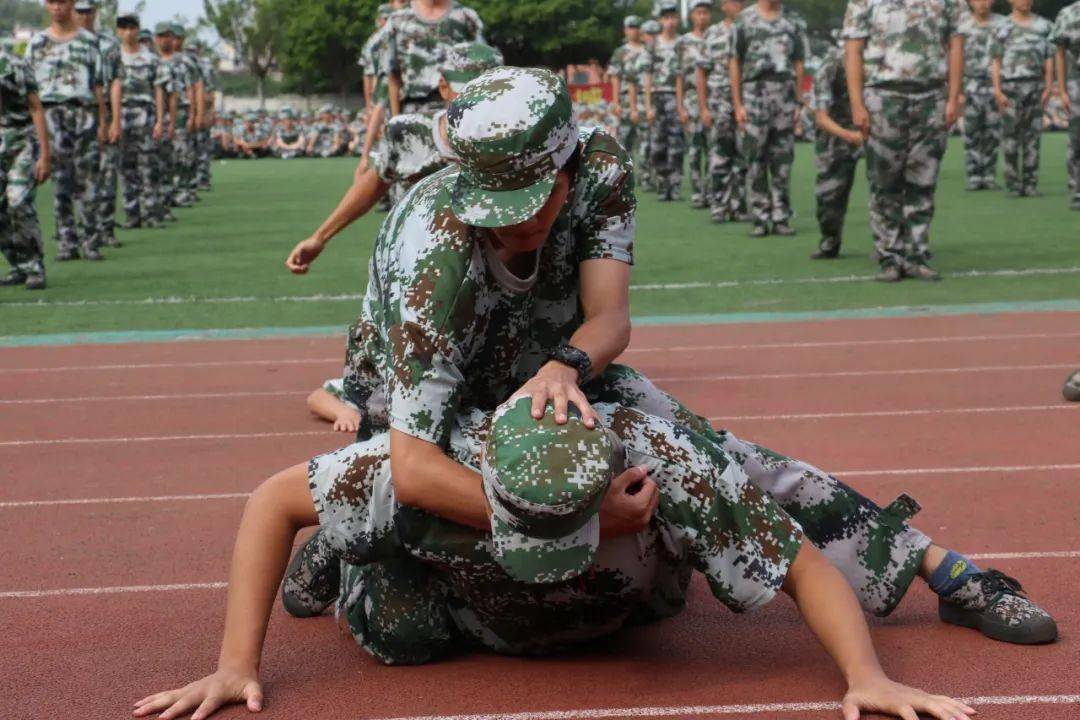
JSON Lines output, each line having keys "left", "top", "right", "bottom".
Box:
{"left": 390, "top": 452, "right": 423, "bottom": 507}
{"left": 612, "top": 316, "right": 632, "bottom": 357}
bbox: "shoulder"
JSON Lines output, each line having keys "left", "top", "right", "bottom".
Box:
{"left": 1033, "top": 16, "right": 1054, "bottom": 34}
{"left": 782, "top": 7, "right": 808, "bottom": 29}
{"left": 454, "top": 5, "right": 483, "bottom": 25}
{"left": 27, "top": 32, "right": 48, "bottom": 50}
{"left": 386, "top": 111, "right": 436, "bottom": 135}
{"left": 578, "top": 128, "right": 632, "bottom": 184}
{"left": 74, "top": 28, "right": 97, "bottom": 46}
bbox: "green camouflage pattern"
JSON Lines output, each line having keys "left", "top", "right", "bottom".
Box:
{"left": 741, "top": 78, "right": 795, "bottom": 226}
{"left": 95, "top": 31, "right": 122, "bottom": 97}
{"left": 447, "top": 67, "right": 579, "bottom": 227}
{"left": 699, "top": 21, "right": 745, "bottom": 221}
{"left": 962, "top": 77, "right": 1001, "bottom": 186}
{"left": 120, "top": 46, "right": 168, "bottom": 107}
{"left": 812, "top": 48, "right": 861, "bottom": 253}
{"left": 342, "top": 126, "right": 634, "bottom": 447}
{"left": 44, "top": 104, "right": 101, "bottom": 253}
{"left": 842, "top": 0, "right": 968, "bottom": 87}
{"left": 863, "top": 86, "right": 947, "bottom": 267}
{"left": 700, "top": 20, "right": 734, "bottom": 92}
{"left": 680, "top": 31, "right": 709, "bottom": 204}
{"left": 961, "top": 13, "right": 1007, "bottom": 80}
{"left": 439, "top": 41, "right": 503, "bottom": 91}
{"left": 24, "top": 28, "right": 103, "bottom": 105}
{"left": 120, "top": 104, "right": 162, "bottom": 224}
{"left": 646, "top": 35, "right": 683, "bottom": 93}
{"left": 732, "top": 4, "right": 807, "bottom": 82}
{"left": 308, "top": 120, "right": 345, "bottom": 158}
{"left": 0, "top": 47, "right": 35, "bottom": 128}
{"left": 991, "top": 15, "right": 1053, "bottom": 79}
{"left": 648, "top": 90, "right": 685, "bottom": 199}
{"left": 1052, "top": 1, "right": 1080, "bottom": 69}
{"left": 483, "top": 397, "right": 616, "bottom": 584}
{"left": 1051, "top": 2, "right": 1080, "bottom": 203}
{"left": 607, "top": 42, "right": 647, "bottom": 113}
{"left": 999, "top": 78, "right": 1044, "bottom": 193}
{"left": 322, "top": 377, "right": 359, "bottom": 410}
{"left": 384, "top": 3, "right": 484, "bottom": 101}
{"left": 1, "top": 99, "right": 45, "bottom": 274}
{"left": 373, "top": 110, "right": 452, "bottom": 185}
{"left": 362, "top": 24, "right": 390, "bottom": 108}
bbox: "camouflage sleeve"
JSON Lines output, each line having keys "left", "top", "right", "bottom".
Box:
{"left": 607, "top": 48, "right": 622, "bottom": 79}
{"left": 92, "top": 42, "right": 104, "bottom": 89}
{"left": 468, "top": 7, "right": 485, "bottom": 42}
{"left": 20, "top": 56, "right": 38, "bottom": 97}
{"left": 608, "top": 406, "right": 805, "bottom": 613}
{"left": 154, "top": 58, "right": 170, "bottom": 89}
{"left": 947, "top": 0, "right": 970, "bottom": 38}
{"left": 575, "top": 132, "right": 636, "bottom": 265}
{"left": 323, "top": 377, "right": 360, "bottom": 409}
{"left": 989, "top": 25, "right": 1006, "bottom": 59}
{"left": 385, "top": 17, "right": 401, "bottom": 75}
{"left": 840, "top": 0, "right": 871, "bottom": 40}
{"left": 733, "top": 20, "right": 749, "bottom": 62}
{"left": 811, "top": 54, "right": 836, "bottom": 111}
{"left": 792, "top": 24, "right": 808, "bottom": 63}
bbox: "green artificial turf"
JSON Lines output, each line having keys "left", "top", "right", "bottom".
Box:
{"left": 1, "top": 134, "right": 1077, "bottom": 338}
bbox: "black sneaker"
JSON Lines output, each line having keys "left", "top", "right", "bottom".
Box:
{"left": 25, "top": 273, "right": 46, "bottom": 290}
{"left": 907, "top": 262, "right": 941, "bottom": 281}
{"left": 772, "top": 222, "right": 795, "bottom": 236}
{"left": 875, "top": 263, "right": 903, "bottom": 282}
{"left": 1, "top": 270, "right": 27, "bottom": 286}
{"left": 1064, "top": 369, "right": 1080, "bottom": 401}
{"left": 55, "top": 249, "right": 80, "bottom": 262}
{"left": 281, "top": 530, "right": 340, "bottom": 618}
{"left": 82, "top": 247, "right": 105, "bottom": 261}
{"left": 939, "top": 569, "right": 1058, "bottom": 645}
{"left": 811, "top": 239, "right": 840, "bottom": 259}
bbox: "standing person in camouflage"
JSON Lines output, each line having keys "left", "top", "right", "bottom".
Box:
{"left": 74, "top": 0, "right": 122, "bottom": 248}
{"left": 810, "top": 41, "right": 864, "bottom": 259}
{"left": 644, "top": 1, "right": 687, "bottom": 201}
{"left": 154, "top": 24, "right": 186, "bottom": 212}
{"left": 384, "top": 0, "right": 484, "bottom": 117}
{"left": 173, "top": 26, "right": 204, "bottom": 205}
{"left": 0, "top": 38, "right": 50, "bottom": 290}
{"left": 678, "top": 0, "right": 713, "bottom": 208}
{"left": 116, "top": 14, "right": 166, "bottom": 230}
{"left": 960, "top": 0, "right": 1006, "bottom": 190}
{"left": 192, "top": 41, "right": 217, "bottom": 192}
{"left": 606, "top": 16, "right": 646, "bottom": 164}
{"left": 991, "top": 0, "right": 1054, "bottom": 197}
{"left": 1052, "top": 0, "right": 1080, "bottom": 209}
{"left": 696, "top": 0, "right": 748, "bottom": 223}
{"left": 637, "top": 19, "right": 661, "bottom": 192}
{"left": 285, "top": 41, "right": 502, "bottom": 274}
{"left": 25, "top": 0, "right": 106, "bottom": 261}
{"left": 731, "top": 0, "right": 807, "bottom": 237}
{"left": 843, "top": 0, "right": 966, "bottom": 282}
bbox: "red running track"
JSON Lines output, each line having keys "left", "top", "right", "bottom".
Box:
{"left": 1, "top": 311, "right": 1078, "bottom": 719}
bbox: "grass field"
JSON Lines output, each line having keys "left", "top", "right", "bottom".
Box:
{"left": 1, "top": 133, "right": 1076, "bottom": 339}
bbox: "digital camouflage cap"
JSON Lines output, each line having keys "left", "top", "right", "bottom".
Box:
{"left": 482, "top": 396, "right": 620, "bottom": 585}
{"left": 624, "top": 15, "right": 643, "bottom": 29}
{"left": 439, "top": 41, "right": 504, "bottom": 93}
{"left": 642, "top": 20, "right": 661, "bottom": 34}
{"left": 447, "top": 67, "right": 579, "bottom": 228}
{"left": 657, "top": 0, "right": 680, "bottom": 15}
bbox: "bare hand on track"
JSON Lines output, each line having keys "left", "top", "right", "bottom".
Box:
{"left": 133, "top": 667, "right": 263, "bottom": 720}
{"left": 841, "top": 676, "right": 976, "bottom": 720}
{"left": 333, "top": 408, "right": 362, "bottom": 433}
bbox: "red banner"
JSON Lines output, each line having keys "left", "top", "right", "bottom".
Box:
{"left": 569, "top": 82, "right": 614, "bottom": 106}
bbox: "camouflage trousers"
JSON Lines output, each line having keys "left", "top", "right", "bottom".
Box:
{"left": 649, "top": 92, "right": 685, "bottom": 199}
{"left": 615, "top": 113, "right": 639, "bottom": 157}
{"left": 864, "top": 85, "right": 947, "bottom": 268}
{"left": 401, "top": 94, "right": 444, "bottom": 116}
{"left": 120, "top": 105, "right": 161, "bottom": 224}
{"left": 170, "top": 115, "right": 197, "bottom": 205}
{"left": 1068, "top": 77, "right": 1080, "bottom": 202}
{"left": 706, "top": 91, "right": 747, "bottom": 221}
{"left": 44, "top": 104, "right": 100, "bottom": 254}
{"left": 196, "top": 128, "right": 212, "bottom": 189}
{"left": 814, "top": 133, "right": 862, "bottom": 253}
{"left": 98, "top": 138, "right": 120, "bottom": 240}
{"left": 961, "top": 79, "right": 1000, "bottom": 187}
{"left": 684, "top": 94, "right": 707, "bottom": 205}
{"left": 999, "top": 79, "right": 1043, "bottom": 194}
{"left": 742, "top": 79, "right": 796, "bottom": 227}
{"left": 315, "top": 364, "right": 930, "bottom": 665}
{"left": 0, "top": 129, "right": 44, "bottom": 276}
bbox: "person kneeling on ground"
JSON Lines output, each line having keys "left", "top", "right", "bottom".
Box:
{"left": 134, "top": 397, "right": 1056, "bottom": 720}
{"left": 307, "top": 378, "right": 362, "bottom": 433}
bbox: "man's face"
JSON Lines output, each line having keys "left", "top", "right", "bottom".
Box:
{"left": 488, "top": 171, "right": 571, "bottom": 253}
{"left": 154, "top": 34, "right": 171, "bottom": 53}
{"left": 391, "top": 0, "right": 406, "bottom": 8}
{"left": 1008, "top": 0, "right": 1032, "bottom": 12}
{"left": 624, "top": 27, "right": 641, "bottom": 43}
{"left": 117, "top": 25, "right": 139, "bottom": 44}
{"left": 659, "top": 13, "right": 679, "bottom": 33}
{"left": 45, "top": 0, "right": 73, "bottom": 22}
{"left": 690, "top": 6, "right": 712, "bottom": 29}
{"left": 968, "top": 0, "right": 991, "bottom": 14}
{"left": 74, "top": 7, "right": 95, "bottom": 30}
{"left": 722, "top": 0, "right": 743, "bottom": 20}
{"left": 642, "top": 32, "right": 654, "bottom": 45}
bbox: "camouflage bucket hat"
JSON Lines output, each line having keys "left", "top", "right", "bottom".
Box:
{"left": 657, "top": 0, "right": 680, "bottom": 15}
{"left": 624, "top": 15, "right": 643, "bottom": 28}
{"left": 154, "top": 22, "right": 175, "bottom": 37}
{"left": 440, "top": 42, "right": 505, "bottom": 92}
{"left": 483, "top": 396, "right": 620, "bottom": 584}
{"left": 691, "top": 0, "right": 714, "bottom": 9}
{"left": 641, "top": 19, "right": 661, "bottom": 34}
{"left": 74, "top": 0, "right": 97, "bottom": 11}
{"left": 448, "top": 67, "right": 579, "bottom": 228}
{"left": 170, "top": 23, "right": 186, "bottom": 38}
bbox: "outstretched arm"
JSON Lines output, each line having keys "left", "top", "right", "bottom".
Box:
{"left": 134, "top": 464, "right": 319, "bottom": 720}
{"left": 307, "top": 388, "right": 362, "bottom": 433}
{"left": 782, "top": 540, "right": 976, "bottom": 720}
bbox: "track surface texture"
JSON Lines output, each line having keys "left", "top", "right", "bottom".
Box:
{"left": 1, "top": 311, "right": 1078, "bottom": 719}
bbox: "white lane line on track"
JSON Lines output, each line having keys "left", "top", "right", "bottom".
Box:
{"left": 838, "top": 463, "right": 1080, "bottom": 477}
{"left": 0, "top": 389, "right": 309, "bottom": 405}
{"left": 651, "top": 363, "right": 1075, "bottom": 383}
{"left": 710, "top": 404, "right": 1078, "bottom": 422}
{"left": 0, "top": 582, "right": 227, "bottom": 599}
{"left": 626, "top": 331, "right": 1080, "bottom": 353}
{"left": 1, "top": 357, "right": 339, "bottom": 373}
{"left": 368, "top": 694, "right": 1080, "bottom": 720}
{"left": 0, "top": 493, "right": 250, "bottom": 508}
{"left": 0, "top": 430, "right": 326, "bottom": 447}
{"left": 3, "top": 266, "right": 1078, "bottom": 308}
{"left": 2, "top": 557, "right": 1076, "bottom": 598}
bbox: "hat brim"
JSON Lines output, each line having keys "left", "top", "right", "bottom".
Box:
{"left": 450, "top": 169, "right": 556, "bottom": 229}
{"left": 490, "top": 512, "right": 599, "bottom": 585}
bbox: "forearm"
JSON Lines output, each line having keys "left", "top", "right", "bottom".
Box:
{"left": 729, "top": 58, "right": 743, "bottom": 108}
{"left": 96, "top": 87, "right": 107, "bottom": 127}
{"left": 845, "top": 41, "right": 866, "bottom": 109}
{"left": 312, "top": 168, "right": 389, "bottom": 243}
{"left": 782, "top": 540, "right": 885, "bottom": 685}
{"left": 815, "top": 109, "right": 852, "bottom": 140}
{"left": 644, "top": 74, "right": 653, "bottom": 108}
{"left": 1057, "top": 49, "right": 1068, "bottom": 96}
{"left": 793, "top": 60, "right": 805, "bottom": 105}
{"left": 154, "top": 87, "right": 164, "bottom": 125}
{"left": 110, "top": 80, "right": 122, "bottom": 123}
{"left": 628, "top": 84, "right": 638, "bottom": 112}
{"left": 390, "top": 429, "right": 490, "bottom": 529}
{"left": 361, "top": 105, "right": 385, "bottom": 158}
{"left": 991, "top": 59, "right": 1003, "bottom": 95}
{"left": 169, "top": 94, "right": 178, "bottom": 126}
{"left": 1044, "top": 58, "right": 1054, "bottom": 94}
{"left": 364, "top": 76, "right": 374, "bottom": 107}
{"left": 574, "top": 259, "right": 632, "bottom": 377}
{"left": 196, "top": 83, "right": 206, "bottom": 125}
{"left": 389, "top": 73, "right": 402, "bottom": 116}
{"left": 947, "top": 36, "right": 963, "bottom": 104}
{"left": 218, "top": 466, "right": 318, "bottom": 672}
{"left": 696, "top": 67, "right": 709, "bottom": 115}
{"left": 675, "top": 76, "right": 685, "bottom": 109}
{"left": 30, "top": 97, "right": 49, "bottom": 157}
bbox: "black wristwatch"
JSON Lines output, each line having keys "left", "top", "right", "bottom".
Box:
{"left": 550, "top": 344, "right": 593, "bottom": 385}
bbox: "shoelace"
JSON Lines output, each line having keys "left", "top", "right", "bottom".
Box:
{"left": 982, "top": 569, "right": 1026, "bottom": 598}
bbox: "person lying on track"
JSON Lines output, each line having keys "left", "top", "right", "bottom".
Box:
{"left": 133, "top": 396, "right": 1056, "bottom": 720}
{"left": 306, "top": 378, "right": 362, "bottom": 433}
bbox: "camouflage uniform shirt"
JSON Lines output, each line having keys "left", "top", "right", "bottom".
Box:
{"left": 120, "top": 47, "right": 168, "bottom": 106}
{"left": 24, "top": 29, "right": 103, "bottom": 105}
{"left": 373, "top": 109, "right": 454, "bottom": 185}
{"left": 647, "top": 35, "right": 683, "bottom": 93}
{"left": 679, "top": 31, "right": 708, "bottom": 97}
{"left": 385, "top": 3, "right": 484, "bottom": 100}
{"left": 0, "top": 47, "right": 36, "bottom": 129}
{"left": 1051, "top": 2, "right": 1080, "bottom": 74}
{"left": 960, "top": 14, "right": 1008, "bottom": 80}
{"left": 607, "top": 43, "right": 647, "bottom": 111}
{"left": 841, "top": 0, "right": 969, "bottom": 87}
{"left": 991, "top": 15, "right": 1054, "bottom": 80}
{"left": 812, "top": 46, "right": 853, "bottom": 125}
{"left": 344, "top": 127, "right": 636, "bottom": 447}
{"left": 699, "top": 21, "right": 735, "bottom": 92}
{"left": 732, "top": 5, "right": 807, "bottom": 82}
{"left": 95, "top": 32, "right": 122, "bottom": 89}
{"left": 362, "top": 24, "right": 391, "bottom": 106}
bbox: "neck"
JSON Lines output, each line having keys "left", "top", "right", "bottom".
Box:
{"left": 661, "top": 29, "right": 677, "bottom": 40}
{"left": 758, "top": 0, "right": 781, "bottom": 12}
{"left": 122, "top": 39, "right": 139, "bottom": 52}
{"left": 1012, "top": 9, "right": 1031, "bottom": 17}
{"left": 51, "top": 19, "right": 78, "bottom": 34}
